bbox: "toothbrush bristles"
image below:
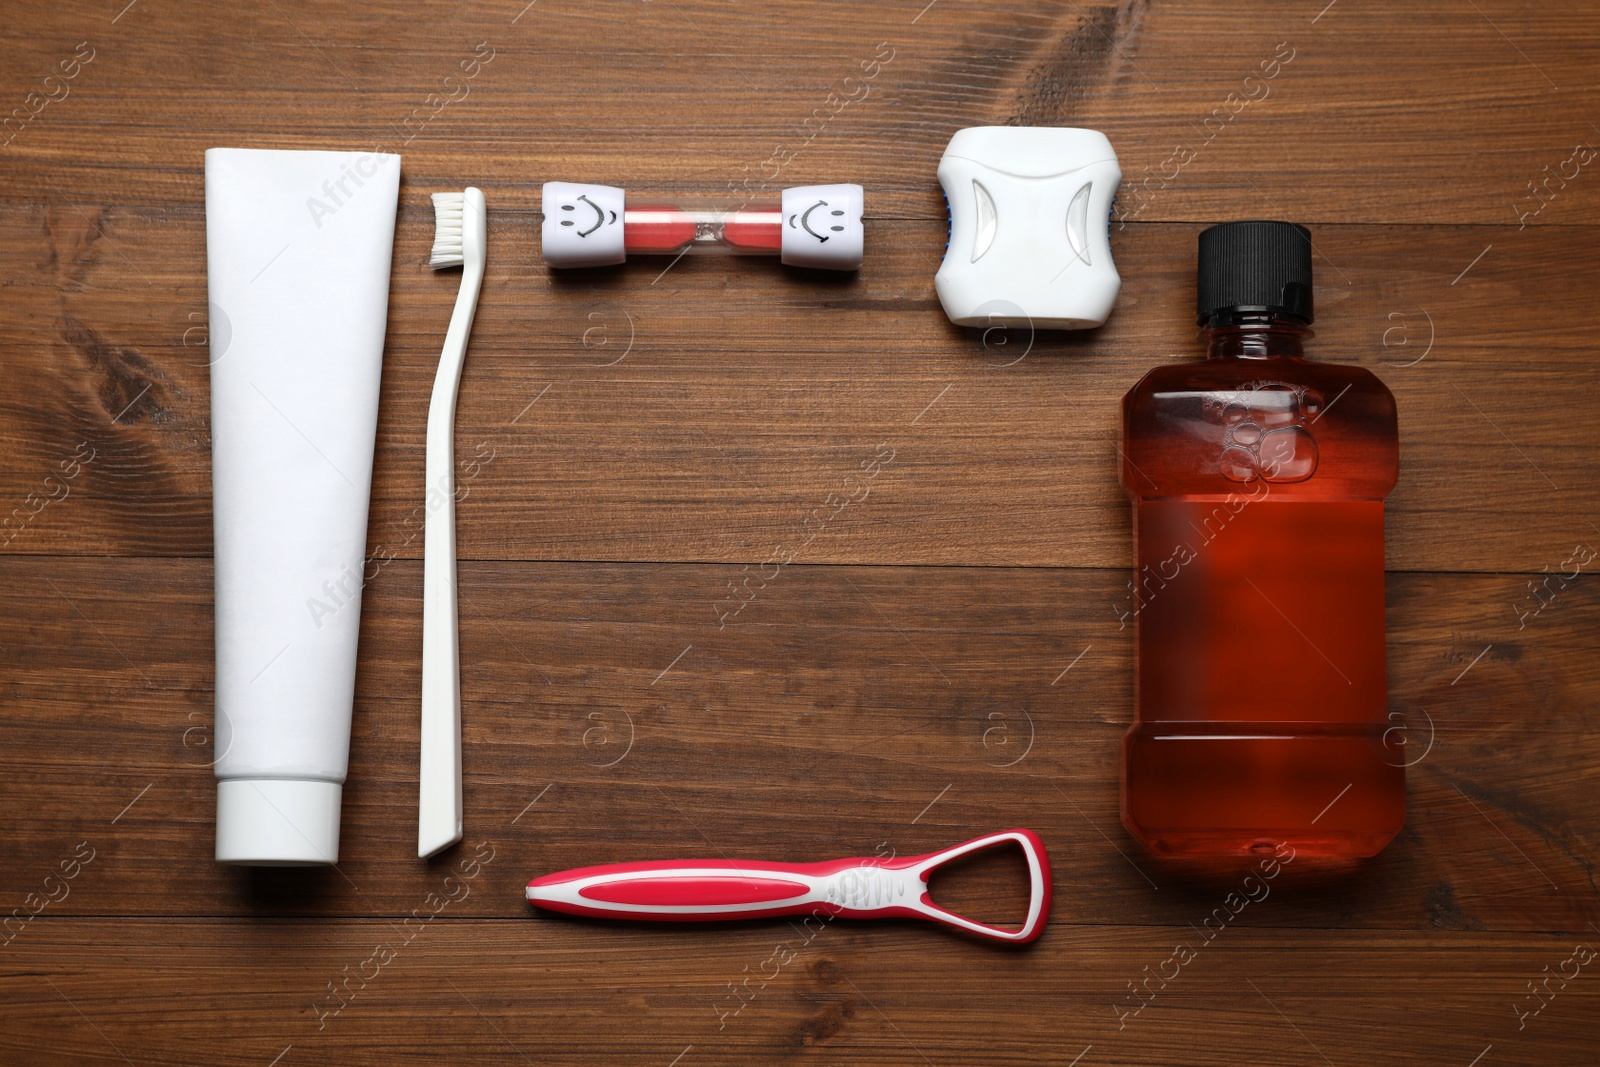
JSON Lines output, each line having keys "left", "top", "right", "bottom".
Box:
{"left": 429, "top": 191, "right": 466, "bottom": 269}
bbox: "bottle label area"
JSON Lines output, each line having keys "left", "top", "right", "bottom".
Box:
{"left": 1123, "top": 498, "right": 1400, "bottom": 855}
{"left": 1132, "top": 498, "right": 1388, "bottom": 721}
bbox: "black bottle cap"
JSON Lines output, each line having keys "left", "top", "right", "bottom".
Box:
{"left": 1196, "top": 220, "right": 1314, "bottom": 325}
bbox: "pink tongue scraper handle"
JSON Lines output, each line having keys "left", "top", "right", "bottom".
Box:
{"left": 525, "top": 828, "right": 1051, "bottom": 944}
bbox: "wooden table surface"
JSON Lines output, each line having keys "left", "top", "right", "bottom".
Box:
{"left": 3, "top": 1, "right": 1598, "bottom": 1064}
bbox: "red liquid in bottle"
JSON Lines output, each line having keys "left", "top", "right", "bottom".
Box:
{"left": 1119, "top": 222, "right": 1403, "bottom": 857}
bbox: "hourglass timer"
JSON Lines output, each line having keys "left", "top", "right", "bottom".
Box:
{"left": 539, "top": 181, "right": 864, "bottom": 271}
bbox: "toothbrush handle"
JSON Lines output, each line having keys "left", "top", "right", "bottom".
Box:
{"left": 525, "top": 829, "right": 1051, "bottom": 943}
{"left": 418, "top": 341, "right": 465, "bottom": 860}
{"left": 418, "top": 386, "right": 463, "bottom": 858}
{"left": 419, "top": 190, "right": 486, "bottom": 860}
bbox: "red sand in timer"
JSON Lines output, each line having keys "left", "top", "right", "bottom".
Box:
{"left": 623, "top": 204, "right": 784, "bottom": 254}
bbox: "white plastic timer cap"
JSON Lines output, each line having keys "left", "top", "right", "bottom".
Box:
{"left": 934, "top": 127, "right": 1121, "bottom": 330}
{"left": 541, "top": 181, "right": 626, "bottom": 268}
{"left": 216, "top": 778, "right": 342, "bottom": 865}
{"left": 780, "top": 184, "right": 864, "bottom": 270}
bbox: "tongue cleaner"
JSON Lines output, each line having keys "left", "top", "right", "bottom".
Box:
{"left": 525, "top": 829, "right": 1051, "bottom": 944}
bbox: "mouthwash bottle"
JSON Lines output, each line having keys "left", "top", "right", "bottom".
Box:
{"left": 1119, "top": 221, "right": 1402, "bottom": 857}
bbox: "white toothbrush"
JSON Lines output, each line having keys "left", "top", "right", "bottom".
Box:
{"left": 419, "top": 187, "right": 485, "bottom": 859}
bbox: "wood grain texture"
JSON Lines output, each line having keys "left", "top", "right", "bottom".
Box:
{"left": 3, "top": 214, "right": 1597, "bottom": 570}
{"left": 5, "top": 923, "right": 1597, "bottom": 1067}
{"left": 2, "top": 0, "right": 1597, "bottom": 1064}
{"left": 2, "top": 556, "right": 1596, "bottom": 931}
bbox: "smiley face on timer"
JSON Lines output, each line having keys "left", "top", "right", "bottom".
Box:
{"left": 556, "top": 194, "right": 618, "bottom": 238}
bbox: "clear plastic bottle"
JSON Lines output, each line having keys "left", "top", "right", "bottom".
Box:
{"left": 1119, "top": 221, "right": 1403, "bottom": 858}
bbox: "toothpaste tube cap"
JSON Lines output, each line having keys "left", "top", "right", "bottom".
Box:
{"left": 541, "top": 181, "right": 627, "bottom": 268}
{"left": 780, "top": 184, "right": 864, "bottom": 270}
{"left": 216, "top": 778, "right": 342, "bottom": 866}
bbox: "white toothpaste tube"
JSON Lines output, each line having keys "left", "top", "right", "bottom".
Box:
{"left": 205, "top": 147, "right": 400, "bottom": 865}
